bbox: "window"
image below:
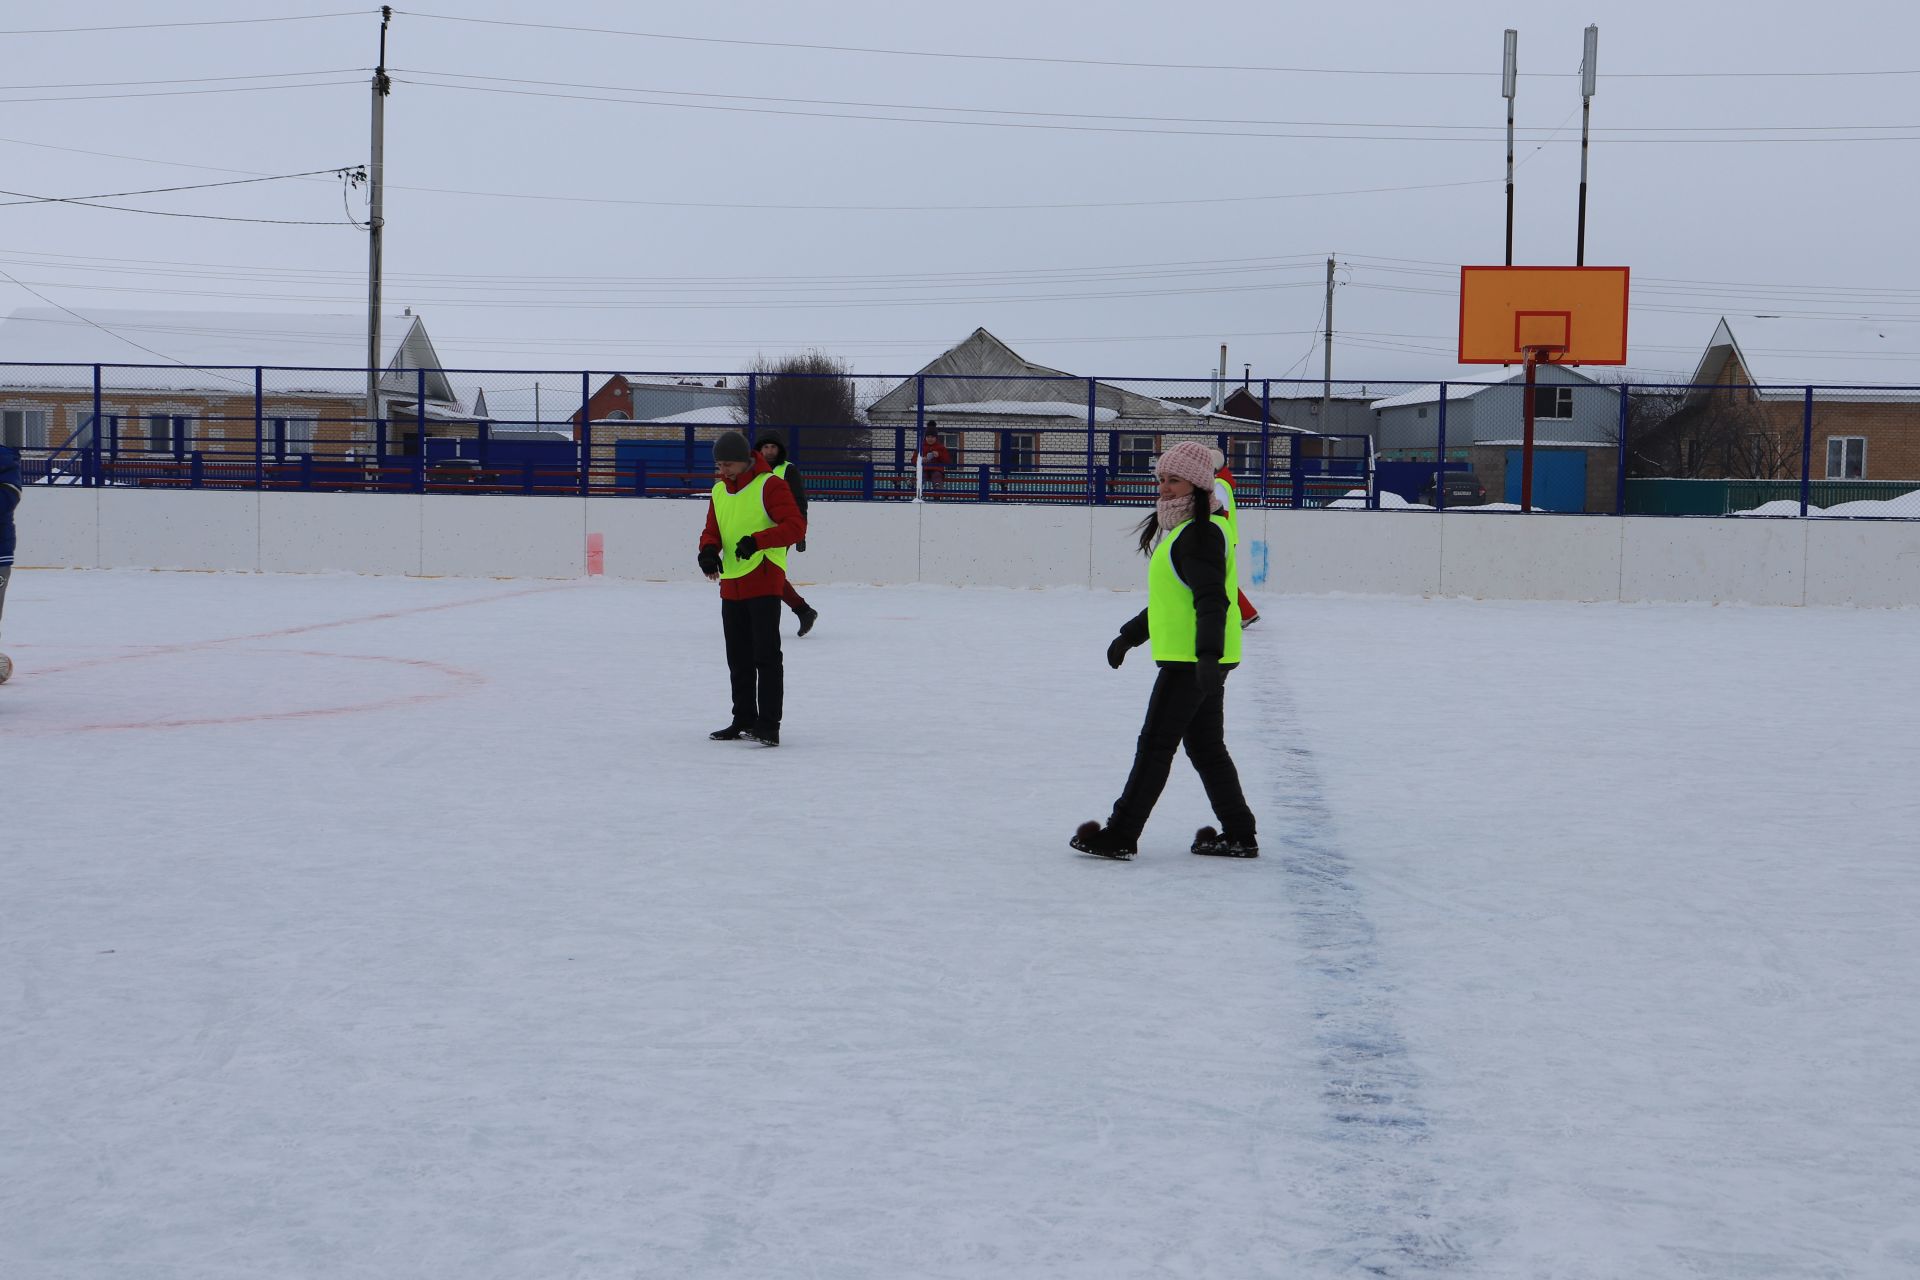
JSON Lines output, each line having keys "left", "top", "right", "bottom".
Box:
{"left": 1118, "top": 433, "right": 1155, "bottom": 475}
{"left": 1001, "top": 431, "right": 1037, "bottom": 472}
{"left": 145, "top": 411, "right": 191, "bottom": 452}
{"left": 1, "top": 408, "right": 50, "bottom": 448}
{"left": 1229, "top": 437, "right": 1263, "bottom": 477}
{"left": 268, "top": 417, "right": 319, "bottom": 458}
{"left": 603, "top": 410, "right": 630, "bottom": 420}
{"left": 1416, "top": 407, "right": 1428, "bottom": 420}
{"left": 1826, "top": 436, "right": 1866, "bottom": 480}
{"left": 1531, "top": 385, "right": 1574, "bottom": 419}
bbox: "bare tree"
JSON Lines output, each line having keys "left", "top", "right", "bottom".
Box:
{"left": 743, "top": 351, "right": 867, "bottom": 464}
{"left": 1604, "top": 376, "right": 1797, "bottom": 480}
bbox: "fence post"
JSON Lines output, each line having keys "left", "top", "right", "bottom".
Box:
{"left": 1260, "top": 380, "right": 1272, "bottom": 507}
{"left": 914, "top": 375, "right": 926, "bottom": 477}
{"left": 254, "top": 367, "right": 265, "bottom": 492}
{"left": 1800, "top": 386, "right": 1814, "bottom": 516}
{"left": 412, "top": 450, "right": 425, "bottom": 495}
{"left": 1435, "top": 384, "right": 1449, "bottom": 510}
{"left": 862, "top": 461, "right": 874, "bottom": 501}
{"left": 747, "top": 373, "right": 758, "bottom": 434}
{"left": 579, "top": 371, "right": 593, "bottom": 496}
{"left": 1094, "top": 464, "right": 1107, "bottom": 505}
{"left": 1085, "top": 378, "right": 1097, "bottom": 504}
{"left": 977, "top": 464, "right": 990, "bottom": 503}
{"left": 1615, "top": 384, "right": 1630, "bottom": 515}
{"left": 632, "top": 461, "right": 646, "bottom": 497}
{"left": 416, "top": 367, "right": 427, "bottom": 476}
{"left": 189, "top": 451, "right": 205, "bottom": 488}
{"left": 90, "top": 365, "right": 103, "bottom": 488}
{"left": 300, "top": 453, "right": 314, "bottom": 492}
{"left": 524, "top": 459, "right": 536, "bottom": 496}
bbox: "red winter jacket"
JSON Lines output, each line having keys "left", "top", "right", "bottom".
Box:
{"left": 699, "top": 456, "right": 807, "bottom": 600}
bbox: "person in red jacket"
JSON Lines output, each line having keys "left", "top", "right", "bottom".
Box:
{"left": 1212, "top": 458, "right": 1262, "bottom": 627}
{"left": 698, "top": 431, "right": 806, "bottom": 746}
{"left": 915, "top": 425, "right": 953, "bottom": 497}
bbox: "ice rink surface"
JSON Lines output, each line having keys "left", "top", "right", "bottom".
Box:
{"left": 3, "top": 568, "right": 1917, "bottom": 1279}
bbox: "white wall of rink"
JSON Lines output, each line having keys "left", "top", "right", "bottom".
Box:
{"left": 21, "top": 486, "right": 1920, "bottom": 606}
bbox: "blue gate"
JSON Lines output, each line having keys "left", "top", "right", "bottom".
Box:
{"left": 1505, "top": 450, "right": 1587, "bottom": 512}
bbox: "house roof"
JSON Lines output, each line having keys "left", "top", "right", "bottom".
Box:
{"left": 1370, "top": 365, "right": 1602, "bottom": 411}
{"left": 1688, "top": 316, "right": 1920, "bottom": 400}
{"left": 0, "top": 308, "right": 438, "bottom": 396}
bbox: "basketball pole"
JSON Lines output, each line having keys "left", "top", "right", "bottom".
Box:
{"left": 1577, "top": 26, "right": 1598, "bottom": 267}
{"left": 1521, "top": 348, "right": 1538, "bottom": 512}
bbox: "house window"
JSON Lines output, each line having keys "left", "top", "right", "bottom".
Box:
{"left": 144, "top": 412, "right": 190, "bottom": 452}
{"left": 604, "top": 410, "right": 630, "bottom": 420}
{"left": 1118, "top": 433, "right": 1155, "bottom": 475}
{"left": 1001, "top": 430, "right": 1037, "bottom": 472}
{"left": 1826, "top": 436, "right": 1867, "bottom": 480}
{"left": 1416, "top": 407, "right": 1428, "bottom": 419}
{"left": 267, "top": 417, "right": 318, "bottom": 458}
{"left": 1229, "top": 437, "right": 1263, "bottom": 477}
{"left": 1, "top": 408, "right": 50, "bottom": 449}
{"left": 1532, "top": 386, "right": 1574, "bottom": 419}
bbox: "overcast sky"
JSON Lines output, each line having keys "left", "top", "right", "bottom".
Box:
{"left": 5, "top": 0, "right": 1918, "bottom": 387}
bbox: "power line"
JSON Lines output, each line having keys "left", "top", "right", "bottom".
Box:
{"left": 0, "top": 166, "right": 363, "bottom": 210}
{"left": 0, "top": 271, "right": 257, "bottom": 386}
{"left": 393, "top": 12, "right": 1920, "bottom": 80}
{"left": 0, "top": 68, "right": 364, "bottom": 90}
{"left": 0, "top": 11, "right": 370, "bottom": 36}
{"left": 0, "top": 183, "right": 358, "bottom": 226}
{"left": 0, "top": 80, "right": 364, "bottom": 105}
{"left": 396, "top": 68, "right": 1920, "bottom": 137}
{"left": 392, "top": 78, "right": 1920, "bottom": 144}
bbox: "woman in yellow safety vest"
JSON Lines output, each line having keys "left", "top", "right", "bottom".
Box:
{"left": 1072, "top": 439, "right": 1258, "bottom": 861}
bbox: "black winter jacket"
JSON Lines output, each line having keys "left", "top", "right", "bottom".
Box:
{"left": 1117, "top": 517, "right": 1232, "bottom": 665}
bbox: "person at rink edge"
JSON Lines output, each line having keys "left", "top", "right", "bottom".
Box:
{"left": 1072, "top": 440, "right": 1258, "bottom": 861}
{"left": 698, "top": 430, "right": 805, "bottom": 747}
{"left": 1210, "top": 448, "right": 1261, "bottom": 628}
{"left": 0, "top": 442, "right": 19, "bottom": 684}
{"left": 914, "top": 424, "right": 952, "bottom": 495}
{"left": 753, "top": 432, "right": 819, "bottom": 637}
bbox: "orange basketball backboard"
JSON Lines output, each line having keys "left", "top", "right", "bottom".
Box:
{"left": 1458, "top": 265, "right": 1630, "bottom": 365}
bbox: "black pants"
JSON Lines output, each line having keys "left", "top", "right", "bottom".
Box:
{"left": 721, "top": 596, "right": 783, "bottom": 731}
{"left": 1109, "top": 664, "right": 1256, "bottom": 842}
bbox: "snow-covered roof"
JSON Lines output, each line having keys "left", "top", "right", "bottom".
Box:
{"left": 642, "top": 404, "right": 742, "bottom": 426}
{"left": 1690, "top": 316, "right": 1920, "bottom": 398}
{"left": 1370, "top": 365, "right": 1603, "bottom": 411}
{"left": 916, "top": 399, "right": 1120, "bottom": 423}
{"left": 0, "top": 308, "right": 436, "bottom": 396}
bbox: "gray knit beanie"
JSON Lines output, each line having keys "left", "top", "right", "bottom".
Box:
{"left": 712, "top": 430, "right": 752, "bottom": 463}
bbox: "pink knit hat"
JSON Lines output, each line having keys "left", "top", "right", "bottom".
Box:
{"left": 1156, "top": 439, "right": 1219, "bottom": 489}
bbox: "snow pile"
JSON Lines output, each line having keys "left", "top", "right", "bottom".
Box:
{"left": 1733, "top": 490, "right": 1920, "bottom": 518}
{"left": 1327, "top": 488, "right": 1430, "bottom": 509}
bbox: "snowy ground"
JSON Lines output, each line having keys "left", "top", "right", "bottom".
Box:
{"left": 3, "top": 569, "right": 1917, "bottom": 1279}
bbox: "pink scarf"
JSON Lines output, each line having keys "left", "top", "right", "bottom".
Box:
{"left": 1155, "top": 488, "right": 1224, "bottom": 534}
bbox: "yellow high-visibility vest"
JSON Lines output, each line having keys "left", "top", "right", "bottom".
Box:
{"left": 1147, "top": 515, "right": 1242, "bottom": 664}
{"left": 711, "top": 472, "right": 788, "bottom": 576}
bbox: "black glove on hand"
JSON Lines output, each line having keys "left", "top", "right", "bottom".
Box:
{"left": 697, "top": 546, "right": 721, "bottom": 576}
{"left": 1195, "top": 658, "right": 1226, "bottom": 699}
{"left": 796, "top": 538, "right": 807, "bottom": 553}
{"left": 1106, "top": 635, "right": 1132, "bottom": 670}
{"left": 734, "top": 535, "right": 758, "bottom": 561}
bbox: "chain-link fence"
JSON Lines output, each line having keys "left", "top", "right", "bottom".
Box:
{"left": 8, "top": 363, "right": 1918, "bottom": 516}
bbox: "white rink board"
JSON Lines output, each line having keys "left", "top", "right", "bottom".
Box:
{"left": 1269, "top": 509, "right": 1444, "bottom": 597}
{"left": 13, "top": 486, "right": 98, "bottom": 569}
{"left": 1440, "top": 513, "right": 1624, "bottom": 602}
{"left": 97, "top": 489, "right": 259, "bottom": 573}
{"left": 421, "top": 494, "right": 586, "bottom": 579}
{"left": 261, "top": 493, "right": 422, "bottom": 577}
{"left": 20, "top": 489, "right": 1920, "bottom": 605}
{"left": 1621, "top": 518, "right": 1808, "bottom": 606}
{"left": 1804, "top": 520, "right": 1920, "bottom": 607}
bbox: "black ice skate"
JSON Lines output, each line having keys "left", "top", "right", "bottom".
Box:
{"left": 1190, "top": 826, "right": 1259, "bottom": 858}
{"left": 747, "top": 725, "right": 780, "bottom": 747}
{"left": 709, "top": 722, "right": 751, "bottom": 741}
{"left": 1071, "top": 821, "right": 1137, "bottom": 861}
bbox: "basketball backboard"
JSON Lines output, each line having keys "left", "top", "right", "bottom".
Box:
{"left": 1458, "top": 265, "right": 1630, "bottom": 365}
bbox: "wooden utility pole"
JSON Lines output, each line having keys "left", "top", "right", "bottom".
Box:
{"left": 1321, "top": 256, "right": 1334, "bottom": 421}
{"left": 366, "top": 6, "right": 392, "bottom": 426}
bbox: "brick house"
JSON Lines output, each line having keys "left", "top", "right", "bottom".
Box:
{"left": 0, "top": 308, "right": 461, "bottom": 463}
{"left": 864, "top": 328, "right": 1312, "bottom": 485}
{"left": 1674, "top": 317, "right": 1920, "bottom": 482}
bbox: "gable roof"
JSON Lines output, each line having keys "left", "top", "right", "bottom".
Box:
{"left": 0, "top": 308, "right": 451, "bottom": 399}
{"left": 1688, "top": 316, "right": 1920, "bottom": 400}
{"left": 1370, "top": 364, "right": 1601, "bottom": 411}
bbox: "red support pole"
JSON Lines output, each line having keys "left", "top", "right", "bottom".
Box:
{"left": 1521, "top": 350, "right": 1539, "bottom": 512}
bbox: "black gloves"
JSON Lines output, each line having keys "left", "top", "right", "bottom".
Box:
{"left": 697, "top": 546, "right": 721, "bottom": 577}
{"left": 1195, "top": 658, "right": 1226, "bottom": 699}
{"left": 734, "top": 535, "right": 759, "bottom": 561}
{"left": 796, "top": 538, "right": 807, "bottom": 553}
{"left": 1106, "top": 635, "right": 1132, "bottom": 669}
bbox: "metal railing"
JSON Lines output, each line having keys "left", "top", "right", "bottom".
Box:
{"left": 5, "top": 363, "right": 1918, "bottom": 515}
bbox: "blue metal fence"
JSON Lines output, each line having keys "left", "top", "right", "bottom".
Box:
{"left": 5, "top": 363, "right": 1917, "bottom": 515}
